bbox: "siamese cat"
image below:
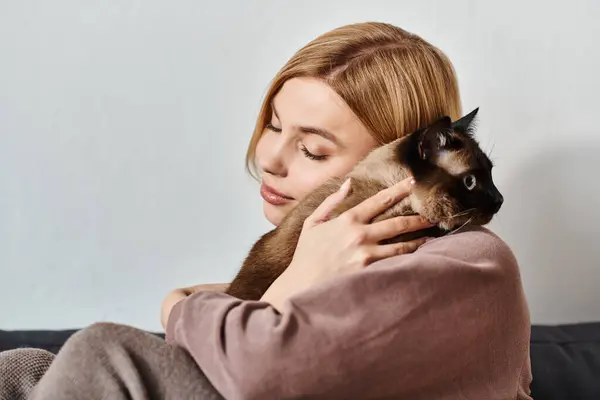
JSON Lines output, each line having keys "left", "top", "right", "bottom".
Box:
{"left": 226, "top": 108, "right": 503, "bottom": 300}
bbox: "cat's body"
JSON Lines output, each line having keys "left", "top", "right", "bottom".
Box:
{"left": 226, "top": 108, "right": 503, "bottom": 300}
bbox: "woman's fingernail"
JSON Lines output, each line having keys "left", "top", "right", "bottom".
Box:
{"left": 409, "top": 178, "right": 416, "bottom": 185}
{"left": 339, "top": 178, "right": 351, "bottom": 193}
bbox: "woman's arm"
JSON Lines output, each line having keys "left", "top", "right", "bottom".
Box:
{"left": 160, "top": 283, "right": 229, "bottom": 330}
{"left": 166, "top": 227, "right": 532, "bottom": 399}
{"left": 164, "top": 177, "right": 426, "bottom": 324}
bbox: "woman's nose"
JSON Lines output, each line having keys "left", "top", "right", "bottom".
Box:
{"left": 258, "top": 138, "right": 288, "bottom": 178}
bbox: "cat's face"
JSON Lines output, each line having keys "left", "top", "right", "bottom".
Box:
{"left": 405, "top": 109, "right": 503, "bottom": 231}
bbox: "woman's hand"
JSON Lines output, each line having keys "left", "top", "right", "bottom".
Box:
{"left": 260, "top": 177, "right": 433, "bottom": 311}
{"left": 160, "top": 283, "right": 229, "bottom": 330}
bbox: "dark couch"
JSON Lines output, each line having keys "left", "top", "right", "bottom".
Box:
{"left": 2, "top": 323, "right": 600, "bottom": 399}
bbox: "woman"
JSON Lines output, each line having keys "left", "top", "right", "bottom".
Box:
{"left": 22, "top": 21, "right": 531, "bottom": 399}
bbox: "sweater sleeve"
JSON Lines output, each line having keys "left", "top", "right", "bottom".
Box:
{"left": 166, "top": 227, "right": 532, "bottom": 400}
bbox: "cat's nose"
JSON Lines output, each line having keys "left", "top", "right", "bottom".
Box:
{"left": 489, "top": 192, "right": 504, "bottom": 213}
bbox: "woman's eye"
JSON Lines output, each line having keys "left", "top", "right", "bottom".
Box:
{"left": 301, "top": 146, "right": 328, "bottom": 161}
{"left": 266, "top": 123, "right": 282, "bottom": 133}
{"left": 463, "top": 174, "right": 476, "bottom": 191}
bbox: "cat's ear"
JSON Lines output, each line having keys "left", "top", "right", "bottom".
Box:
{"left": 418, "top": 116, "right": 452, "bottom": 160}
{"left": 452, "top": 107, "right": 479, "bottom": 135}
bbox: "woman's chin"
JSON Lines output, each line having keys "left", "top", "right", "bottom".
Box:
{"left": 263, "top": 201, "right": 293, "bottom": 227}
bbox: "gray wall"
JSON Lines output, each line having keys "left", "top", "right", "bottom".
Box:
{"left": 1, "top": 0, "right": 599, "bottom": 331}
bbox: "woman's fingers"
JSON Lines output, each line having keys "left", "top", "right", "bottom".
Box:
{"left": 182, "top": 283, "right": 230, "bottom": 295}
{"left": 345, "top": 177, "right": 414, "bottom": 223}
{"left": 357, "top": 238, "right": 429, "bottom": 267}
{"left": 365, "top": 215, "right": 435, "bottom": 243}
{"left": 306, "top": 178, "right": 352, "bottom": 226}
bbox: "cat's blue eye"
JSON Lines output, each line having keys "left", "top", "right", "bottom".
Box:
{"left": 463, "top": 174, "right": 476, "bottom": 191}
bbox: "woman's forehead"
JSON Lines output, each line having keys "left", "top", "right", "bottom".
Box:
{"left": 273, "top": 77, "right": 373, "bottom": 147}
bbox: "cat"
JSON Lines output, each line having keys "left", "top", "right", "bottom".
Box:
{"left": 225, "top": 108, "right": 503, "bottom": 301}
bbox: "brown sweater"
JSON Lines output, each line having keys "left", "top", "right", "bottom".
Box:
{"left": 166, "top": 226, "right": 532, "bottom": 400}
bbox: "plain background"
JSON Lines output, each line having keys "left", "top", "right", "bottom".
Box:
{"left": 1, "top": 0, "right": 599, "bottom": 331}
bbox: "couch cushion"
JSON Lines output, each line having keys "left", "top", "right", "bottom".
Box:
{"left": 0, "top": 329, "right": 165, "bottom": 354}
{"left": 3, "top": 324, "right": 600, "bottom": 399}
{"left": 0, "top": 329, "right": 80, "bottom": 354}
{"left": 530, "top": 322, "right": 600, "bottom": 400}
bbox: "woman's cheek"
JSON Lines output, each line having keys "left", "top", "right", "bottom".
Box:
{"left": 293, "top": 168, "right": 338, "bottom": 202}
{"left": 291, "top": 153, "right": 361, "bottom": 201}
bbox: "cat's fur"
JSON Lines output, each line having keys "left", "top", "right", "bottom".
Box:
{"left": 226, "top": 108, "right": 503, "bottom": 300}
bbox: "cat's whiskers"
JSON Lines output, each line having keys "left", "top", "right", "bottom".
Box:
{"left": 447, "top": 216, "right": 474, "bottom": 236}
{"left": 448, "top": 208, "right": 476, "bottom": 220}
{"left": 488, "top": 142, "right": 496, "bottom": 159}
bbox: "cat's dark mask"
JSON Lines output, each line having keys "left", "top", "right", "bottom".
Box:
{"left": 404, "top": 108, "right": 503, "bottom": 230}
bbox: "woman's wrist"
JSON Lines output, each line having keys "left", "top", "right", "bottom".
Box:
{"left": 260, "top": 264, "right": 314, "bottom": 312}
{"left": 259, "top": 275, "right": 288, "bottom": 312}
{"left": 160, "top": 290, "right": 187, "bottom": 330}
{"left": 160, "top": 283, "right": 230, "bottom": 330}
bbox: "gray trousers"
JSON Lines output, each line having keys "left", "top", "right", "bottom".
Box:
{"left": 3, "top": 322, "right": 224, "bottom": 400}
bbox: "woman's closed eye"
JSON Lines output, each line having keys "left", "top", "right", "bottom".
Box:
{"left": 266, "top": 122, "right": 282, "bottom": 133}
{"left": 266, "top": 122, "right": 329, "bottom": 161}
{"left": 301, "top": 145, "right": 328, "bottom": 161}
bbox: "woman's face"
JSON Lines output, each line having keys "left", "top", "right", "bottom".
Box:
{"left": 255, "top": 77, "right": 377, "bottom": 226}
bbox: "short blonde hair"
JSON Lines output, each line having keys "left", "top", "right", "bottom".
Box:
{"left": 246, "top": 22, "right": 462, "bottom": 178}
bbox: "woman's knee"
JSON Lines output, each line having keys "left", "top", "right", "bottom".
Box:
{"left": 59, "top": 322, "right": 129, "bottom": 356}
{"left": 64, "top": 322, "right": 162, "bottom": 357}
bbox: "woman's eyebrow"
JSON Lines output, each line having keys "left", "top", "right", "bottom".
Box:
{"left": 271, "top": 101, "right": 345, "bottom": 148}
{"left": 298, "top": 126, "right": 344, "bottom": 148}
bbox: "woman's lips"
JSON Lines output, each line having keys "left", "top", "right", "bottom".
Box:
{"left": 260, "top": 183, "right": 294, "bottom": 206}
